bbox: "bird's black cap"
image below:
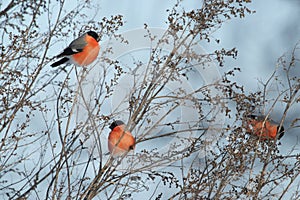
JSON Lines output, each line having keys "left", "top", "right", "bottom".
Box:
{"left": 87, "top": 31, "right": 99, "bottom": 41}
{"left": 109, "top": 120, "right": 125, "bottom": 130}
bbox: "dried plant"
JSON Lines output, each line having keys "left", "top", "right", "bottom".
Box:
{"left": 1, "top": 0, "right": 299, "bottom": 200}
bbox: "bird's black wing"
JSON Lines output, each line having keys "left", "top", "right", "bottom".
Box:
{"left": 55, "top": 33, "right": 87, "bottom": 57}
{"left": 56, "top": 47, "right": 84, "bottom": 57}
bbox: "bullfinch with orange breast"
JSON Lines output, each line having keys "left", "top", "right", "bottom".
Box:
{"left": 108, "top": 120, "right": 136, "bottom": 157}
{"left": 51, "top": 31, "right": 100, "bottom": 67}
{"left": 246, "top": 115, "right": 285, "bottom": 140}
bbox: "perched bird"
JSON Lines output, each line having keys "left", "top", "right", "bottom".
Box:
{"left": 108, "top": 120, "right": 136, "bottom": 157}
{"left": 51, "top": 31, "right": 100, "bottom": 67}
{"left": 246, "top": 115, "right": 285, "bottom": 140}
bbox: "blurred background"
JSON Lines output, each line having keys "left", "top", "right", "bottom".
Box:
{"left": 98, "top": 0, "right": 299, "bottom": 82}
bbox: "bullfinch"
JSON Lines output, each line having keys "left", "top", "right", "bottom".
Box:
{"left": 246, "top": 115, "right": 285, "bottom": 140}
{"left": 108, "top": 120, "right": 136, "bottom": 157}
{"left": 51, "top": 31, "right": 100, "bottom": 67}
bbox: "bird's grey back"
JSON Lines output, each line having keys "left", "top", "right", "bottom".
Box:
{"left": 69, "top": 33, "right": 87, "bottom": 50}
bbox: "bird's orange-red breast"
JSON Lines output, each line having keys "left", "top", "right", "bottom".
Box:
{"left": 51, "top": 31, "right": 100, "bottom": 67}
{"left": 246, "top": 115, "right": 284, "bottom": 140}
{"left": 108, "top": 120, "right": 135, "bottom": 157}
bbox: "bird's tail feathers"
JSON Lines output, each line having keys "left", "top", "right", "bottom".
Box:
{"left": 51, "top": 57, "right": 69, "bottom": 67}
